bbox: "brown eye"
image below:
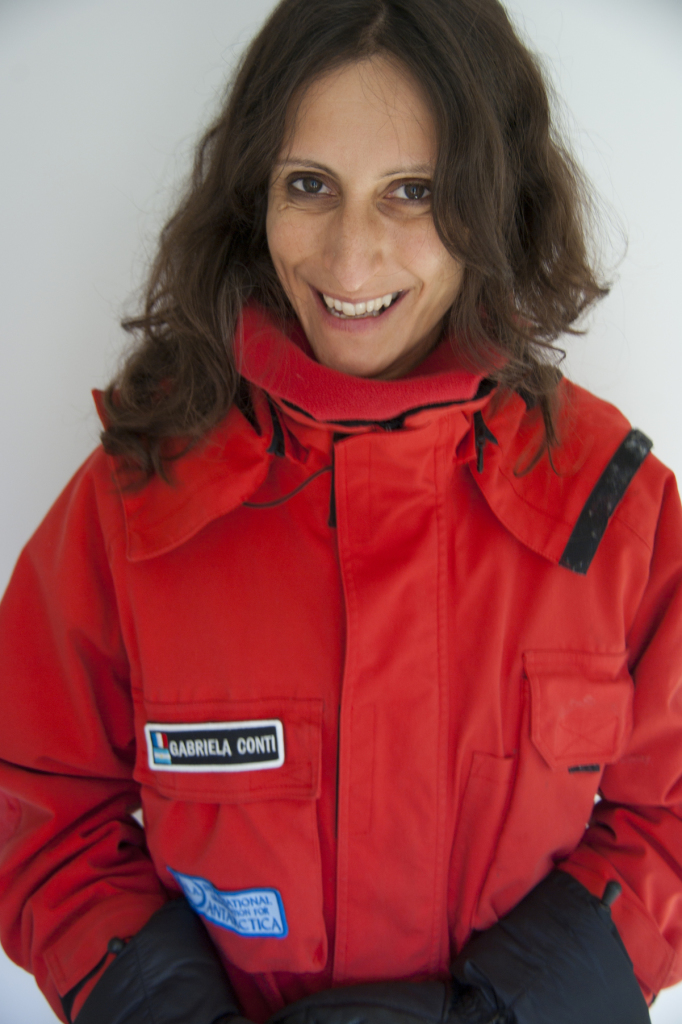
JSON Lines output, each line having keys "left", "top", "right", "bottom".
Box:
{"left": 291, "top": 176, "right": 330, "bottom": 195}
{"left": 392, "top": 182, "right": 431, "bottom": 201}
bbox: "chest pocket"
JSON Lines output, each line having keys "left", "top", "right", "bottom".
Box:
{"left": 133, "top": 695, "right": 327, "bottom": 976}
{"left": 526, "top": 650, "right": 634, "bottom": 771}
{"left": 470, "top": 650, "right": 634, "bottom": 935}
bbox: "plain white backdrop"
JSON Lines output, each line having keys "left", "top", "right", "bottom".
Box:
{"left": 0, "top": 0, "right": 681, "bottom": 1020}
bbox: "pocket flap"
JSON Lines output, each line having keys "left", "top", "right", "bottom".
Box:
{"left": 524, "top": 651, "right": 633, "bottom": 771}
{"left": 134, "top": 696, "right": 322, "bottom": 803}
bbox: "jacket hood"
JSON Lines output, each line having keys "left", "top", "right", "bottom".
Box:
{"left": 95, "top": 306, "right": 646, "bottom": 569}
{"left": 475, "top": 387, "right": 639, "bottom": 567}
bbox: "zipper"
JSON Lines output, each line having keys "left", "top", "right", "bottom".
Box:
{"left": 330, "top": 432, "right": 351, "bottom": 833}
{"left": 328, "top": 432, "right": 350, "bottom": 529}
{"left": 334, "top": 708, "right": 342, "bottom": 838}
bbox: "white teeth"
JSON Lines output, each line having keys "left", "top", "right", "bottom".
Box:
{"left": 321, "top": 292, "right": 400, "bottom": 317}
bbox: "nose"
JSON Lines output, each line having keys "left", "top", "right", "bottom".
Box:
{"left": 321, "top": 199, "right": 386, "bottom": 295}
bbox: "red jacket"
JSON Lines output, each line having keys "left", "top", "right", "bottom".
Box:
{"left": 1, "top": 308, "right": 682, "bottom": 1021}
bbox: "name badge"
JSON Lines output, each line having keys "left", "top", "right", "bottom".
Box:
{"left": 145, "top": 719, "right": 284, "bottom": 772}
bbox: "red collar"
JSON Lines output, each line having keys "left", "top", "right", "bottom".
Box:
{"left": 94, "top": 307, "right": 634, "bottom": 567}
{"left": 236, "top": 305, "right": 484, "bottom": 423}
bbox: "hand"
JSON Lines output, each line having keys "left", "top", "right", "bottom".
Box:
{"left": 267, "top": 979, "right": 503, "bottom": 1024}
{"left": 213, "top": 1017, "right": 257, "bottom": 1024}
{"left": 73, "top": 899, "right": 247, "bottom": 1024}
{"left": 450, "top": 872, "right": 651, "bottom": 1024}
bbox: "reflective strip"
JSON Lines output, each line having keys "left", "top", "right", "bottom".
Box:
{"left": 560, "top": 429, "right": 652, "bottom": 575}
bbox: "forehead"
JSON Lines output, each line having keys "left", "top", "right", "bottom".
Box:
{"left": 281, "top": 58, "right": 436, "bottom": 174}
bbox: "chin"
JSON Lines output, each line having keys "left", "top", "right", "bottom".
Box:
{"left": 309, "top": 325, "right": 437, "bottom": 380}
{"left": 306, "top": 335, "right": 396, "bottom": 376}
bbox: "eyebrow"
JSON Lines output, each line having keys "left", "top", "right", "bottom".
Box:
{"left": 274, "top": 158, "right": 433, "bottom": 177}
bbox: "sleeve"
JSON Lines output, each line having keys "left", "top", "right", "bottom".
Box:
{"left": 560, "top": 468, "right": 682, "bottom": 1002}
{"left": 0, "top": 454, "right": 167, "bottom": 1021}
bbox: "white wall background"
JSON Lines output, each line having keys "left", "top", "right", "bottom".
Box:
{"left": 0, "top": 0, "right": 680, "bottom": 1020}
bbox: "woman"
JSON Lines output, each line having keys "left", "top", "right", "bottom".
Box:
{"left": 0, "top": 1, "right": 680, "bottom": 1022}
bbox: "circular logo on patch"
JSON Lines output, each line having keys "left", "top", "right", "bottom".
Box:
{"left": 183, "top": 876, "right": 207, "bottom": 909}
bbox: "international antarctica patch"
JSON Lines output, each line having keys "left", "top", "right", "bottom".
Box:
{"left": 145, "top": 719, "right": 284, "bottom": 772}
{"left": 168, "top": 868, "right": 288, "bottom": 938}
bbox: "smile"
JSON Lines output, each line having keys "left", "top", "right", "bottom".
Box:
{"left": 321, "top": 291, "right": 402, "bottom": 318}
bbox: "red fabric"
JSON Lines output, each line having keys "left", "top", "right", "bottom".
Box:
{"left": 234, "top": 305, "right": 483, "bottom": 422}
{"left": 1, "top": 309, "right": 682, "bottom": 1021}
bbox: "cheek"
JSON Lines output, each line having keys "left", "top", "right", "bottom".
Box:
{"left": 398, "top": 222, "right": 462, "bottom": 298}
{"left": 436, "top": 251, "right": 464, "bottom": 299}
{"left": 266, "top": 207, "right": 316, "bottom": 283}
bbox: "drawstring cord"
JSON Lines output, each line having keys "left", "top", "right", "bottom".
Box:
{"left": 243, "top": 465, "right": 332, "bottom": 509}
{"left": 245, "top": 398, "right": 333, "bottom": 509}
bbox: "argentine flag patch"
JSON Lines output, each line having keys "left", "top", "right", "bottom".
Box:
{"left": 148, "top": 729, "right": 172, "bottom": 765}
{"left": 168, "top": 868, "right": 288, "bottom": 938}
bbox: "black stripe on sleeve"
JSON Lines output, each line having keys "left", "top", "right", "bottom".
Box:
{"left": 559, "top": 428, "right": 653, "bottom": 575}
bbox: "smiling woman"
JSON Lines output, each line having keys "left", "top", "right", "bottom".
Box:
{"left": 1, "top": 2, "right": 681, "bottom": 1024}
{"left": 266, "top": 59, "right": 464, "bottom": 379}
{"left": 97, "top": 0, "right": 605, "bottom": 476}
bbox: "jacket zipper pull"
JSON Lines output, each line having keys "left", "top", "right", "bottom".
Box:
{"left": 266, "top": 396, "right": 286, "bottom": 457}
{"left": 474, "top": 410, "right": 498, "bottom": 473}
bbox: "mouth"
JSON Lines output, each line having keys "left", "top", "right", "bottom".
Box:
{"left": 318, "top": 290, "right": 403, "bottom": 319}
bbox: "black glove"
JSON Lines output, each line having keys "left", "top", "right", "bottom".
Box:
{"left": 268, "top": 871, "right": 650, "bottom": 1024}
{"left": 268, "top": 978, "right": 501, "bottom": 1024}
{"left": 450, "top": 870, "right": 651, "bottom": 1024}
{"left": 63, "top": 897, "right": 251, "bottom": 1024}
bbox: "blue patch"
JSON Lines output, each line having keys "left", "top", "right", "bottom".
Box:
{"left": 168, "top": 868, "right": 288, "bottom": 938}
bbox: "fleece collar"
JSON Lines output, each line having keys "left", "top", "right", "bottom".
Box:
{"left": 234, "top": 305, "right": 484, "bottom": 423}
{"left": 98, "top": 306, "right": 636, "bottom": 566}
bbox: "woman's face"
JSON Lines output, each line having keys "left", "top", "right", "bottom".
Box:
{"left": 266, "top": 58, "right": 464, "bottom": 380}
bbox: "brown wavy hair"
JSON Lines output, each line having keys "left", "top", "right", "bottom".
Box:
{"left": 102, "top": 0, "right": 609, "bottom": 479}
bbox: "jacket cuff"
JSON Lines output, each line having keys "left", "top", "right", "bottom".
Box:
{"left": 64, "top": 898, "right": 241, "bottom": 1024}
{"left": 450, "top": 870, "right": 650, "bottom": 1024}
{"left": 559, "top": 856, "right": 676, "bottom": 999}
{"left": 67, "top": 950, "right": 121, "bottom": 1021}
